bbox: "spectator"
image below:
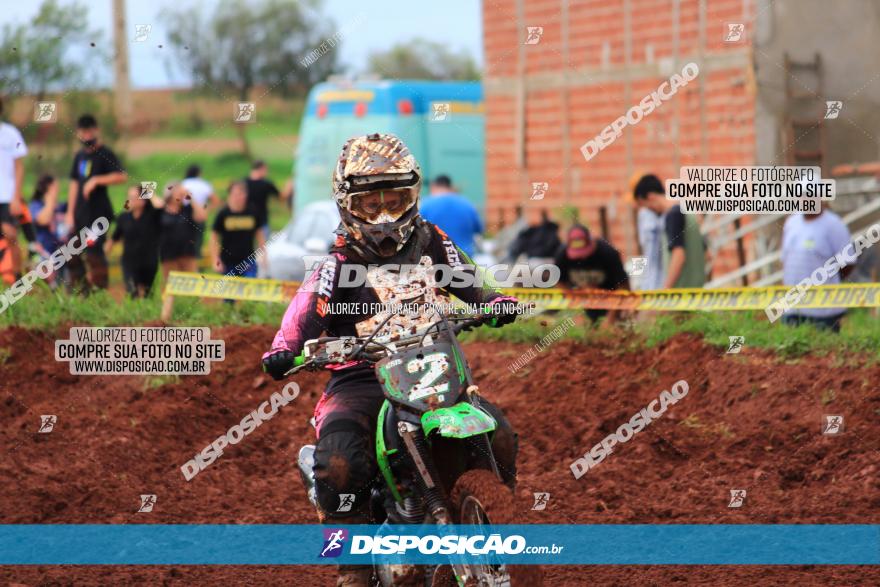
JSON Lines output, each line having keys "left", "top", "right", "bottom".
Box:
{"left": 181, "top": 164, "right": 217, "bottom": 255}
{"left": 180, "top": 164, "right": 218, "bottom": 209}
{"left": 244, "top": 160, "right": 280, "bottom": 239}
{"left": 160, "top": 183, "right": 206, "bottom": 281}
{"left": 780, "top": 203, "right": 853, "bottom": 331}
{"left": 636, "top": 206, "right": 665, "bottom": 290}
{"left": 508, "top": 209, "right": 562, "bottom": 261}
{"left": 633, "top": 173, "right": 705, "bottom": 288}
{"left": 211, "top": 181, "right": 265, "bottom": 278}
{"left": 65, "top": 114, "right": 127, "bottom": 291}
{"left": 28, "top": 175, "right": 63, "bottom": 284}
{"left": 0, "top": 96, "right": 27, "bottom": 279}
{"left": 554, "top": 224, "right": 630, "bottom": 326}
{"left": 105, "top": 185, "right": 164, "bottom": 298}
{"left": 420, "top": 174, "right": 483, "bottom": 258}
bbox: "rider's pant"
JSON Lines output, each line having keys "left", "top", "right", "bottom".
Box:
{"left": 312, "top": 372, "right": 518, "bottom": 521}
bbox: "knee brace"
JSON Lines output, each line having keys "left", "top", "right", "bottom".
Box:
{"left": 313, "top": 419, "right": 378, "bottom": 519}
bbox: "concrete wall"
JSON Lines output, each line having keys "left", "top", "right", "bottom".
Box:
{"left": 753, "top": 0, "right": 880, "bottom": 169}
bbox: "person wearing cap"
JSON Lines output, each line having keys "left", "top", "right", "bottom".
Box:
{"left": 419, "top": 174, "right": 483, "bottom": 258}
{"left": 553, "top": 224, "right": 630, "bottom": 325}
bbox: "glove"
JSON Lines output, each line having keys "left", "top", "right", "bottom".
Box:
{"left": 486, "top": 296, "right": 520, "bottom": 328}
{"left": 262, "top": 350, "right": 296, "bottom": 380}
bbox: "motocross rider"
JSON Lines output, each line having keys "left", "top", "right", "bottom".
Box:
{"left": 262, "top": 133, "right": 520, "bottom": 586}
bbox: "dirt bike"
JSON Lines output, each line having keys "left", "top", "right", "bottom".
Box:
{"left": 286, "top": 310, "right": 542, "bottom": 586}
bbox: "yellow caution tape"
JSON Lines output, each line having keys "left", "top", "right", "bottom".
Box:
{"left": 164, "top": 271, "right": 300, "bottom": 303}
{"left": 164, "top": 272, "right": 880, "bottom": 311}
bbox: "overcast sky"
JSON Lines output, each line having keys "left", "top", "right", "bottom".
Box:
{"left": 1, "top": 0, "right": 483, "bottom": 89}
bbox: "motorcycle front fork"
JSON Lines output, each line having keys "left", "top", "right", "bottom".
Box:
{"left": 397, "top": 421, "right": 501, "bottom": 584}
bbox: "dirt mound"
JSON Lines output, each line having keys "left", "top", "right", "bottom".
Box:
{"left": 1, "top": 325, "right": 878, "bottom": 585}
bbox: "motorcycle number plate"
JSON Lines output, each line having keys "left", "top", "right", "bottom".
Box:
{"left": 405, "top": 352, "right": 450, "bottom": 401}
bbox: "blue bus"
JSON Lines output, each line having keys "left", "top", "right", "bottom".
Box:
{"left": 294, "top": 79, "right": 485, "bottom": 215}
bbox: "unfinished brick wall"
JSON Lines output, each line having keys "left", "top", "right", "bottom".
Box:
{"left": 483, "top": 0, "right": 756, "bottom": 272}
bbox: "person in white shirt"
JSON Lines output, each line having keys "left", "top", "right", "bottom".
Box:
{"left": 180, "top": 164, "right": 218, "bottom": 208}
{"left": 636, "top": 206, "right": 664, "bottom": 290}
{"left": 180, "top": 164, "right": 218, "bottom": 256}
{"left": 0, "top": 97, "right": 28, "bottom": 278}
{"left": 780, "top": 204, "right": 853, "bottom": 332}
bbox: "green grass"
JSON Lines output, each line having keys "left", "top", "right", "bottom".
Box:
{"left": 150, "top": 105, "right": 304, "bottom": 141}
{"left": 2, "top": 285, "right": 879, "bottom": 364}
{"left": 0, "top": 285, "right": 284, "bottom": 330}
{"left": 463, "top": 309, "right": 880, "bottom": 360}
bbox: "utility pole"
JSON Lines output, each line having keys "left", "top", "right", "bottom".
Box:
{"left": 112, "top": 0, "right": 132, "bottom": 132}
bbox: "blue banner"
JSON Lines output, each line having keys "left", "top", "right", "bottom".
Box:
{"left": 1, "top": 525, "right": 878, "bottom": 565}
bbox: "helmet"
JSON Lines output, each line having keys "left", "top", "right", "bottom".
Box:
{"left": 332, "top": 133, "right": 422, "bottom": 257}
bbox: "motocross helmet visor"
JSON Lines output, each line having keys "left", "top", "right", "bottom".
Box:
{"left": 348, "top": 188, "right": 416, "bottom": 224}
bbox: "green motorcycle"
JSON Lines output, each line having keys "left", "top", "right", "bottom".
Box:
{"left": 287, "top": 311, "right": 542, "bottom": 586}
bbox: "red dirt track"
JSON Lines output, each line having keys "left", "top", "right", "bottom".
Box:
{"left": 1, "top": 325, "right": 879, "bottom": 585}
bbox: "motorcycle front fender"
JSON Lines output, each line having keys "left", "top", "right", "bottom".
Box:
{"left": 421, "top": 402, "right": 497, "bottom": 439}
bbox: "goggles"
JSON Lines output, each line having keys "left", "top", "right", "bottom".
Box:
{"left": 348, "top": 188, "right": 415, "bottom": 223}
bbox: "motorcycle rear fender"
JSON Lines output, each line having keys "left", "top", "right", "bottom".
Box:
{"left": 421, "top": 402, "right": 497, "bottom": 439}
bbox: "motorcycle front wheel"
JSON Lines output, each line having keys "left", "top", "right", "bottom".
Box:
{"left": 431, "top": 469, "right": 543, "bottom": 587}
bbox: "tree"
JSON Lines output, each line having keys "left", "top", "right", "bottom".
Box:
{"left": 163, "top": 0, "right": 339, "bottom": 158}
{"left": 367, "top": 39, "right": 480, "bottom": 81}
{"left": 0, "top": 0, "right": 103, "bottom": 101}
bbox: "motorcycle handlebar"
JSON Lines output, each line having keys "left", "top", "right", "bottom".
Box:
{"left": 286, "top": 314, "right": 494, "bottom": 375}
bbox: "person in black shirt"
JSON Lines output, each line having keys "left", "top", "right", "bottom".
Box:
{"left": 105, "top": 185, "right": 164, "bottom": 298}
{"left": 159, "top": 183, "right": 207, "bottom": 282}
{"left": 64, "top": 114, "right": 127, "bottom": 291}
{"left": 211, "top": 181, "right": 265, "bottom": 278}
{"left": 244, "top": 160, "right": 279, "bottom": 238}
{"left": 508, "top": 209, "right": 562, "bottom": 261}
{"left": 553, "top": 224, "right": 630, "bottom": 325}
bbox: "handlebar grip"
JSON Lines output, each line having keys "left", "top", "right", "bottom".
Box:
{"left": 294, "top": 354, "right": 305, "bottom": 367}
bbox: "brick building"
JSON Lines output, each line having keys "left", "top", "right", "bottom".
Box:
{"left": 482, "top": 0, "right": 880, "bottom": 277}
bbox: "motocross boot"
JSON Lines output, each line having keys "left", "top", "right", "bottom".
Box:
{"left": 336, "top": 565, "right": 372, "bottom": 586}
{"left": 319, "top": 511, "right": 374, "bottom": 586}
